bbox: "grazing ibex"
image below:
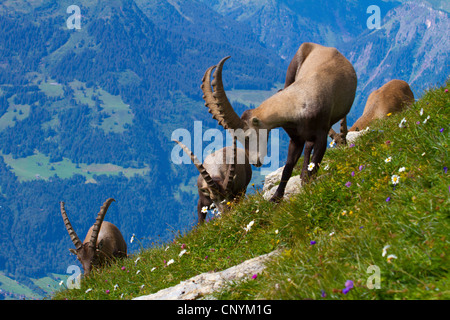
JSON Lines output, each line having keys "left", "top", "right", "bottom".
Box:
{"left": 349, "top": 79, "right": 415, "bottom": 132}
{"left": 201, "top": 42, "right": 357, "bottom": 202}
{"left": 175, "top": 136, "right": 252, "bottom": 223}
{"left": 60, "top": 198, "right": 127, "bottom": 276}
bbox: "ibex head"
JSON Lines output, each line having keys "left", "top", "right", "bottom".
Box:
{"left": 175, "top": 136, "right": 239, "bottom": 214}
{"left": 201, "top": 56, "right": 270, "bottom": 167}
{"left": 60, "top": 198, "right": 115, "bottom": 276}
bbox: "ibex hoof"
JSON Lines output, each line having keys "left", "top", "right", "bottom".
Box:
{"left": 269, "top": 195, "right": 283, "bottom": 203}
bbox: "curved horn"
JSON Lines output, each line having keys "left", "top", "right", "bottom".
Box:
{"left": 60, "top": 201, "right": 82, "bottom": 250}
{"left": 174, "top": 140, "right": 219, "bottom": 192}
{"left": 201, "top": 56, "right": 248, "bottom": 130}
{"left": 89, "top": 198, "right": 115, "bottom": 249}
{"left": 201, "top": 65, "right": 225, "bottom": 125}
{"left": 223, "top": 136, "right": 237, "bottom": 194}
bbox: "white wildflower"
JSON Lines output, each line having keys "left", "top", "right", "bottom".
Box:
{"left": 307, "top": 162, "right": 315, "bottom": 171}
{"left": 398, "top": 167, "right": 406, "bottom": 173}
{"left": 382, "top": 245, "right": 391, "bottom": 257}
{"left": 201, "top": 206, "right": 208, "bottom": 213}
{"left": 59, "top": 280, "right": 64, "bottom": 286}
{"left": 419, "top": 108, "right": 423, "bottom": 116}
{"left": 399, "top": 117, "right": 407, "bottom": 128}
{"left": 423, "top": 115, "right": 430, "bottom": 123}
{"left": 136, "top": 270, "right": 141, "bottom": 275}
{"left": 130, "top": 233, "right": 135, "bottom": 243}
{"left": 85, "top": 288, "right": 92, "bottom": 294}
{"left": 391, "top": 175, "right": 400, "bottom": 185}
{"left": 387, "top": 254, "right": 397, "bottom": 263}
{"left": 151, "top": 267, "right": 156, "bottom": 272}
{"left": 244, "top": 220, "right": 255, "bottom": 232}
{"left": 114, "top": 284, "right": 119, "bottom": 291}
{"left": 179, "top": 249, "right": 187, "bottom": 258}
{"left": 166, "top": 259, "right": 174, "bottom": 266}
{"left": 329, "top": 140, "right": 336, "bottom": 148}
{"left": 385, "top": 156, "right": 392, "bottom": 163}
{"left": 134, "top": 257, "right": 141, "bottom": 266}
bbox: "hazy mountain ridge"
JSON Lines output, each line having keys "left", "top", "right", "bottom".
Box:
{"left": 345, "top": 1, "right": 450, "bottom": 120}
{"left": 199, "top": 0, "right": 449, "bottom": 123}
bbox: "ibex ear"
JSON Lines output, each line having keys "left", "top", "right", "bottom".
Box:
{"left": 69, "top": 248, "right": 77, "bottom": 255}
{"left": 97, "top": 239, "right": 105, "bottom": 251}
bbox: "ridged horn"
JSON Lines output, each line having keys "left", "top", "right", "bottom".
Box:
{"left": 174, "top": 140, "right": 219, "bottom": 192}
{"left": 223, "top": 135, "right": 237, "bottom": 194}
{"left": 201, "top": 65, "right": 225, "bottom": 124}
{"left": 89, "top": 198, "right": 115, "bottom": 249}
{"left": 60, "top": 201, "right": 82, "bottom": 250}
{"left": 201, "top": 56, "right": 248, "bottom": 130}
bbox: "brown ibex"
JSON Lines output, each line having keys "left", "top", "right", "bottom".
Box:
{"left": 201, "top": 42, "right": 357, "bottom": 202}
{"left": 349, "top": 79, "right": 415, "bottom": 132}
{"left": 175, "top": 136, "right": 252, "bottom": 223}
{"left": 60, "top": 198, "right": 127, "bottom": 276}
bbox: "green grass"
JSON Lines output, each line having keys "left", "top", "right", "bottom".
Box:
{"left": 52, "top": 81, "right": 449, "bottom": 300}
{"left": 38, "top": 80, "right": 64, "bottom": 98}
{"left": 1, "top": 151, "right": 150, "bottom": 182}
{"left": 0, "top": 95, "right": 31, "bottom": 131}
{"left": 226, "top": 84, "right": 283, "bottom": 107}
{"left": 0, "top": 272, "right": 68, "bottom": 300}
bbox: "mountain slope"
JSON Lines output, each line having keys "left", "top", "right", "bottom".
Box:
{"left": 53, "top": 80, "right": 449, "bottom": 300}
{"left": 200, "top": 0, "right": 400, "bottom": 59}
{"left": 199, "top": 0, "right": 449, "bottom": 125}
{"left": 0, "top": 0, "right": 285, "bottom": 292}
{"left": 345, "top": 1, "right": 450, "bottom": 121}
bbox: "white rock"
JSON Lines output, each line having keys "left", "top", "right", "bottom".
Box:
{"left": 262, "top": 166, "right": 285, "bottom": 192}
{"left": 346, "top": 127, "right": 370, "bottom": 144}
{"left": 262, "top": 171, "right": 303, "bottom": 200}
{"left": 133, "top": 250, "right": 280, "bottom": 300}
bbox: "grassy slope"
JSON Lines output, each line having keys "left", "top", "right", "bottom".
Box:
{"left": 52, "top": 81, "right": 449, "bottom": 300}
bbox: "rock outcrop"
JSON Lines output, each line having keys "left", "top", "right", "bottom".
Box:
{"left": 262, "top": 167, "right": 302, "bottom": 200}
{"left": 134, "top": 250, "right": 280, "bottom": 300}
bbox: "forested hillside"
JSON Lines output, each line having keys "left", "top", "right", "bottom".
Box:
{"left": 0, "top": 0, "right": 286, "bottom": 295}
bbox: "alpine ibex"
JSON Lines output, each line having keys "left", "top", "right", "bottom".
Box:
{"left": 60, "top": 198, "right": 127, "bottom": 276}
{"left": 175, "top": 136, "right": 252, "bottom": 223}
{"left": 349, "top": 79, "right": 415, "bottom": 131}
{"left": 201, "top": 42, "right": 357, "bottom": 202}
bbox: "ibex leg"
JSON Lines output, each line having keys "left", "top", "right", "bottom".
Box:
{"left": 270, "top": 137, "right": 304, "bottom": 202}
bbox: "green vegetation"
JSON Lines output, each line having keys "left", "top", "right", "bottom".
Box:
{"left": 1, "top": 151, "right": 150, "bottom": 182}
{"left": 53, "top": 82, "right": 449, "bottom": 300}
{"left": 68, "top": 80, "right": 134, "bottom": 134}
{"left": 0, "top": 95, "right": 31, "bottom": 131}
{"left": 0, "top": 272, "right": 66, "bottom": 300}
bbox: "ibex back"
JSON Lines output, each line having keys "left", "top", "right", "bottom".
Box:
{"left": 201, "top": 42, "right": 357, "bottom": 202}
{"left": 175, "top": 136, "right": 252, "bottom": 223}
